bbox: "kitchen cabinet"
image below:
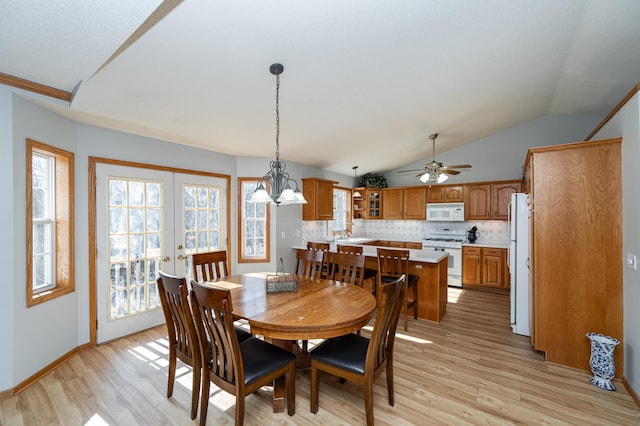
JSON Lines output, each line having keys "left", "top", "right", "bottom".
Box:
{"left": 465, "top": 180, "right": 521, "bottom": 220}
{"left": 462, "top": 246, "right": 508, "bottom": 289}
{"left": 427, "top": 185, "right": 463, "bottom": 203}
{"left": 526, "top": 138, "right": 622, "bottom": 374}
{"left": 352, "top": 187, "right": 366, "bottom": 219}
{"left": 382, "top": 187, "right": 426, "bottom": 220}
{"left": 364, "top": 189, "right": 382, "bottom": 219}
{"left": 302, "top": 178, "right": 337, "bottom": 220}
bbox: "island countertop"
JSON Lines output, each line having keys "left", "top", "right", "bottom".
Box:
{"left": 292, "top": 243, "right": 447, "bottom": 263}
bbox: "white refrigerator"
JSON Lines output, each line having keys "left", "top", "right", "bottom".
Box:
{"left": 508, "top": 193, "right": 531, "bottom": 336}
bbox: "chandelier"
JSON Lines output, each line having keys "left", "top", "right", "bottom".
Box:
{"left": 248, "top": 63, "right": 307, "bottom": 205}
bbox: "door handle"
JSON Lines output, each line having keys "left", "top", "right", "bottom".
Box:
{"left": 161, "top": 256, "right": 171, "bottom": 262}
{"left": 177, "top": 255, "right": 186, "bottom": 261}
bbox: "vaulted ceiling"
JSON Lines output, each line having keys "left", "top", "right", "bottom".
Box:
{"left": 3, "top": 0, "right": 640, "bottom": 175}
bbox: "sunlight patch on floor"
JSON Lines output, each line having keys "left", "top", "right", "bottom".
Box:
{"left": 448, "top": 288, "right": 465, "bottom": 303}
{"left": 84, "top": 413, "right": 108, "bottom": 426}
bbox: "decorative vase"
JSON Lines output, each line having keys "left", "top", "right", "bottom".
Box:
{"left": 586, "top": 332, "right": 619, "bottom": 391}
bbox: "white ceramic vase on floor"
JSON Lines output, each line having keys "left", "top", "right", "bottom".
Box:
{"left": 586, "top": 332, "right": 620, "bottom": 391}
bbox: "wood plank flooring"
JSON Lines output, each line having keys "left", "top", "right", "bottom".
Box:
{"left": 2, "top": 288, "right": 639, "bottom": 425}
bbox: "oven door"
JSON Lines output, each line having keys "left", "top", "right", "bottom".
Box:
{"left": 444, "top": 248, "right": 462, "bottom": 287}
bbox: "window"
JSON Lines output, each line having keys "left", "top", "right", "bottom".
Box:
{"left": 330, "top": 187, "right": 351, "bottom": 233}
{"left": 26, "top": 139, "right": 74, "bottom": 306}
{"left": 238, "top": 178, "right": 270, "bottom": 263}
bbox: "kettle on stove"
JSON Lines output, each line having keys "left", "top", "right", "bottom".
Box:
{"left": 467, "top": 226, "right": 480, "bottom": 243}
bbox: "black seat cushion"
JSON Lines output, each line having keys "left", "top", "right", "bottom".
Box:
{"left": 235, "top": 326, "right": 253, "bottom": 343}
{"left": 310, "top": 333, "right": 369, "bottom": 376}
{"left": 240, "top": 337, "right": 295, "bottom": 386}
{"left": 363, "top": 268, "right": 377, "bottom": 279}
{"left": 380, "top": 274, "right": 418, "bottom": 285}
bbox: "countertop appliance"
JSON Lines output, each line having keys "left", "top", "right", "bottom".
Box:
{"left": 423, "top": 227, "right": 465, "bottom": 287}
{"left": 426, "top": 202, "right": 465, "bottom": 222}
{"left": 508, "top": 193, "right": 531, "bottom": 336}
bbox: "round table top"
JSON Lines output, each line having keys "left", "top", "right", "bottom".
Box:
{"left": 204, "top": 273, "right": 377, "bottom": 340}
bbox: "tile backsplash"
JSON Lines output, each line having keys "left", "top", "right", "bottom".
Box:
{"left": 300, "top": 219, "right": 509, "bottom": 244}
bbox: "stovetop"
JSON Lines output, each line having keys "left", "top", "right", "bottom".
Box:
{"left": 423, "top": 227, "right": 466, "bottom": 248}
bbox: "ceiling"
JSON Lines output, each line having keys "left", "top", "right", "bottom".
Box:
{"left": 3, "top": 0, "right": 640, "bottom": 176}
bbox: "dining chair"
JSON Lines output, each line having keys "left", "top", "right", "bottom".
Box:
{"left": 157, "top": 271, "right": 202, "bottom": 420}
{"left": 307, "top": 241, "right": 330, "bottom": 278}
{"left": 191, "top": 250, "right": 229, "bottom": 282}
{"left": 190, "top": 281, "right": 296, "bottom": 426}
{"left": 328, "top": 251, "right": 365, "bottom": 287}
{"left": 295, "top": 248, "right": 324, "bottom": 278}
{"left": 336, "top": 244, "right": 378, "bottom": 294}
{"left": 191, "top": 250, "right": 253, "bottom": 341}
{"left": 376, "top": 248, "right": 418, "bottom": 331}
{"left": 309, "top": 274, "right": 406, "bottom": 426}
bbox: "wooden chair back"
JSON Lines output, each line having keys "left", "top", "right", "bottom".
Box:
{"left": 191, "top": 250, "right": 229, "bottom": 282}
{"left": 376, "top": 248, "right": 409, "bottom": 280}
{"left": 328, "top": 252, "right": 365, "bottom": 287}
{"left": 295, "top": 249, "right": 324, "bottom": 278}
{"left": 336, "top": 244, "right": 364, "bottom": 255}
{"left": 307, "top": 242, "right": 330, "bottom": 278}
{"left": 157, "top": 271, "right": 201, "bottom": 419}
{"left": 367, "top": 274, "right": 406, "bottom": 373}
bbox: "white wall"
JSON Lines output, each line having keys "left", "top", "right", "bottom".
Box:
{"left": 0, "top": 87, "right": 15, "bottom": 391}
{"left": 386, "top": 115, "right": 602, "bottom": 187}
{"left": 590, "top": 92, "right": 640, "bottom": 397}
{"left": 11, "top": 93, "right": 79, "bottom": 385}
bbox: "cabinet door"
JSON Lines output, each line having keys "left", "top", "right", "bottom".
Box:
{"left": 482, "top": 248, "right": 503, "bottom": 287}
{"left": 404, "top": 187, "right": 426, "bottom": 219}
{"left": 382, "top": 189, "right": 404, "bottom": 219}
{"left": 426, "top": 187, "right": 445, "bottom": 203}
{"left": 316, "top": 180, "right": 335, "bottom": 219}
{"left": 366, "top": 190, "right": 382, "bottom": 219}
{"left": 465, "top": 184, "right": 490, "bottom": 220}
{"left": 491, "top": 182, "right": 521, "bottom": 220}
{"left": 462, "top": 247, "right": 482, "bottom": 285}
{"left": 446, "top": 186, "right": 464, "bottom": 202}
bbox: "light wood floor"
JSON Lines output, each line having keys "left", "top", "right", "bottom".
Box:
{"left": 2, "top": 288, "right": 639, "bottom": 425}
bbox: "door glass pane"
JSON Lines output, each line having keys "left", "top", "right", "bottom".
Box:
{"left": 182, "top": 184, "right": 223, "bottom": 278}
{"left": 107, "top": 177, "right": 163, "bottom": 320}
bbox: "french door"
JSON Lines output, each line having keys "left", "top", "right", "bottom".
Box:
{"left": 95, "top": 163, "right": 227, "bottom": 343}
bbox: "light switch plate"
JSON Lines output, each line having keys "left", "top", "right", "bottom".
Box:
{"left": 626, "top": 253, "right": 637, "bottom": 270}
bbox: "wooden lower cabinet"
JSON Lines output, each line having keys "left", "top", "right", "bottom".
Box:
{"left": 462, "top": 246, "right": 509, "bottom": 290}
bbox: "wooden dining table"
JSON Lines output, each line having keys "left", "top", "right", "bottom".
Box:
{"left": 204, "top": 272, "right": 377, "bottom": 412}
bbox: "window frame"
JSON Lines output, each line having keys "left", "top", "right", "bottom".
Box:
{"left": 331, "top": 186, "right": 353, "bottom": 234}
{"left": 26, "top": 138, "right": 75, "bottom": 306}
{"left": 237, "top": 177, "right": 270, "bottom": 263}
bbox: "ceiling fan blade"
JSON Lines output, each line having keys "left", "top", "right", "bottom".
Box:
{"left": 398, "top": 168, "right": 428, "bottom": 174}
{"left": 440, "top": 169, "right": 461, "bottom": 175}
{"left": 442, "top": 164, "right": 472, "bottom": 169}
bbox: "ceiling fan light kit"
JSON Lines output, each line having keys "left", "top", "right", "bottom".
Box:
{"left": 398, "top": 133, "right": 471, "bottom": 186}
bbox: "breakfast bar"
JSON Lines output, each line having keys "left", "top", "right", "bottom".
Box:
{"left": 293, "top": 240, "right": 449, "bottom": 322}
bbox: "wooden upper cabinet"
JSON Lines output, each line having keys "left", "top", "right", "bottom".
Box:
{"left": 427, "top": 185, "right": 463, "bottom": 203}
{"left": 404, "top": 187, "right": 426, "bottom": 219}
{"left": 382, "top": 187, "right": 426, "bottom": 219}
{"left": 382, "top": 188, "right": 403, "bottom": 219}
{"left": 302, "top": 178, "right": 337, "bottom": 221}
{"left": 465, "top": 184, "right": 491, "bottom": 220}
{"left": 464, "top": 180, "right": 521, "bottom": 220}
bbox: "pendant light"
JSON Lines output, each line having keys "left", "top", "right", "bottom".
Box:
{"left": 248, "top": 63, "right": 307, "bottom": 205}
{"left": 352, "top": 166, "right": 362, "bottom": 198}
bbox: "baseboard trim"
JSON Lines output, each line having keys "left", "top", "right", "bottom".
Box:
{"left": 622, "top": 376, "right": 640, "bottom": 408}
{"left": 0, "top": 388, "right": 13, "bottom": 401}
{"left": 12, "top": 346, "right": 81, "bottom": 396}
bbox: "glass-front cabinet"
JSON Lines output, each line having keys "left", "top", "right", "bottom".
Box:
{"left": 366, "top": 189, "right": 382, "bottom": 219}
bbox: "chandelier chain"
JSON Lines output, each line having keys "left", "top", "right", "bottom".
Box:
{"left": 275, "top": 73, "right": 280, "bottom": 161}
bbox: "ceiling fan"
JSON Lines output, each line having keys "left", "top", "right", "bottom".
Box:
{"left": 398, "top": 133, "right": 471, "bottom": 185}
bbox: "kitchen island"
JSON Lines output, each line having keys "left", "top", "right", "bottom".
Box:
{"left": 293, "top": 240, "right": 449, "bottom": 323}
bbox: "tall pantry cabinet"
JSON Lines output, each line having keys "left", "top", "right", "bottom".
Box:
{"left": 525, "top": 138, "right": 623, "bottom": 374}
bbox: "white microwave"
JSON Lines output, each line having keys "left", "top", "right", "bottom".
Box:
{"left": 426, "top": 202, "right": 465, "bottom": 221}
